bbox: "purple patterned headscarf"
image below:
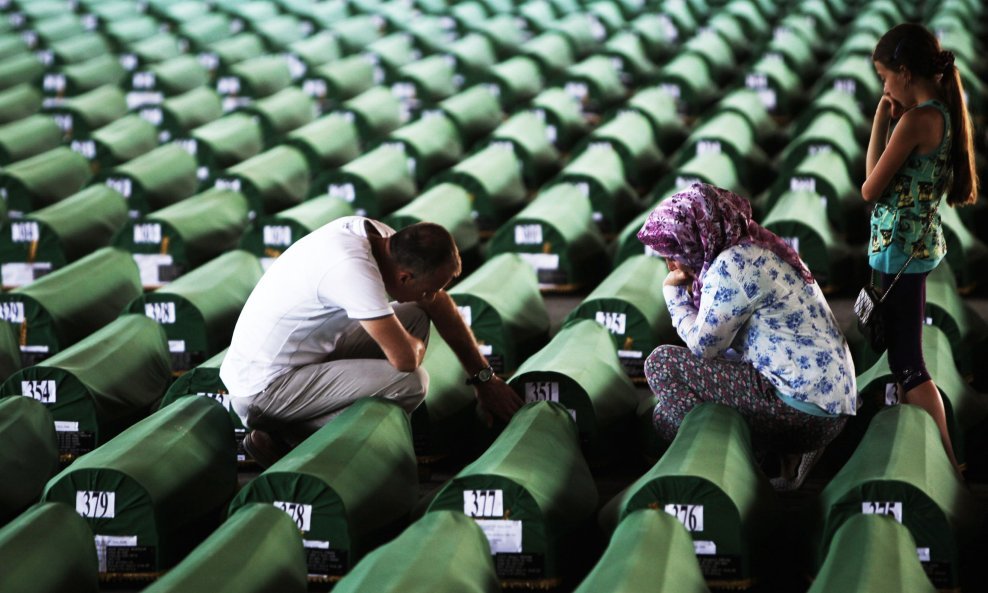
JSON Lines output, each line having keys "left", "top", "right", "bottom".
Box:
{"left": 638, "top": 183, "right": 814, "bottom": 308}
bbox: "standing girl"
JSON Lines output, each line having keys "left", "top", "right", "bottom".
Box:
{"left": 863, "top": 23, "right": 978, "bottom": 473}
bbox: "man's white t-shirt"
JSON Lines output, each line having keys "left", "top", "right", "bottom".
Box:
{"left": 220, "top": 217, "right": 396, "bottom": 397}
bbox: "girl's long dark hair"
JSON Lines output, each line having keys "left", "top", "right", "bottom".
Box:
{"left": 873, "top": 23, "right": 978, "bottom": 206}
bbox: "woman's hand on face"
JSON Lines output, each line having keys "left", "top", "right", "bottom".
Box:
{"left": 879, "top": 94, "right": 906, "bottom": 120}
{"left": 664, "top": 268, "right": 693, "bottom": 287}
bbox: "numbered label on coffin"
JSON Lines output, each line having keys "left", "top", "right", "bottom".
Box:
{"left": 463, "top": 489, "right": 504, "bottom": 518}
{"left": 524, "top": 381, "right": 559, "bottom": 403}
{"left": 77, "top": 490, "right": 116, "bottom": 518}
{"left": 133, "top": 254, "right": 181, "bottom": 288}
{"left": 861, "top": 501, "right": 903, "bottom": 523}
{"left": 664, "top": 503, "right": 704, "bottom": 532}
{"left": 2, "top": 262, "right": 52, "bottom": 288}
{"left": 274, "top": 501, "right": 313, "bottom": 532}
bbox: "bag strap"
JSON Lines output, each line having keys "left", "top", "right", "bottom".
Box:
{"left": 874, "top": 199, "right": 942, "bottom": 304}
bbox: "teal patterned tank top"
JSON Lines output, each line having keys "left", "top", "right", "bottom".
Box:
{"left": 868, "top": 99, "right": 951, "bottom": 274}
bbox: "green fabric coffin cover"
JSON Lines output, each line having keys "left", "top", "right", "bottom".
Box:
{"left": 631, "top": 14, "right": 679, "bottom": 64}
{"left": 340, "top": 86, "right": 405, "bottom": 144}
{"left": 0, "top": 84, "right": 42, "bottom": 125}
{"left": 487, "top": 184, "right": 609, "bottom": 290}
{"left": 384, "top": 183, "right": 480, "bottom": 255}
{"left": 0, "top": 114, "right": 61, "bottom": 165}
{"left": 427, "top": 401, "right": 598, "bottom": 585}
{"left": 654, "top": 52, "right": 717, "bottom": 115}
{"left": 715, "top": 89, "right": 781, "bottom": 147}
{"left": 519, "top": 32, "right": 575, "bottom": 82}
{"left": 0, "top": 314, "right": 170, "bottom": 459}
{"left": 285, "top": 113, "right": 362, "bottom": 172}
{"left": 116, "top": 189, "right": 250, "bottom": 288}
{"left": 434, "top": 143, "right": 526, "bottom": 228}
{"left": 807, "top": 514, "right": 937, "bottom": 593}
{"left": 548, "top": 14, "right": 602, "bottom": 59}
{"left": 811, "top": 405, "right": 980, "bottom": 591}
{"left": 814, "top": 55, "right": 883, "bottom": 110}
{"left": 530, "top": 88, "right": 590, "bottom": 150}
{"left": 302, "top": 55, "right": 377, "bottom": 112}
{"left": 27, "top": 15, "right": 88, "bottom": 49}
{"left": 482, "top": 56, "right": 545, "bottom": 110}
{"left": 189, "top": 113, "right": 265, "bottom": 177}
{"left": 553, "top": 143, "right": 644, "bottom": 233}
{"left": 681, "top": 30, "right": 737, "bottom": 83}
{"left": 448, "top": 252, "right": 549, "bottom": 374}
{"left": 76, "top": 116, "right": 157, "bottom": 174}
{"left": 437, "top": 86, "right": 503, "bottom": 148}
{"left": 0, "top": 397, "right": 58, "bottom": 523}
{"left": 238, "top": 87, "right": 317, "bottom": 146}
{"left": 450, "top": 1, "right": 489, "bottom": 30}
{"left": 386, "top": 115, "right": 464, "bottom": 185}
{"left": 42, "top": 397, "right": 237, "bottom": 576}
{"left": 129, "top": 250, "right": 263, "bottom": 372}
{"left": 178, "top": 14, "right": 234, "bottom": 52}
{"left": 228, "top": 398, "right": 418, "bottom": 580}
{"left": 761, "top": 189, "right": 851, "bottom": 291}
{"left": 0, "top": 54, "right": 43, "bottom": 93}
{"left": 490, "top": 112, "right": 561, "bottom": 187}
{"left": 653, "top": 153, "right": 746, "bottom": 203}
{"left": 333, "top": 510, "right": 499, "bottom": 593}
{"left": 578, "top": 110, "right": 663, "bottom": 188}
{"left": 779, "top": 111, "right": 863, "bottom": 177}
{"left": 602, "top": 31, "right": 656, "bottom": 85}
{"left": 43, "top": 85, "right": 128, "bottom": 140}
{"left": 0, "top": 502, "right": 98, "bottom": 593}
{"left": 0, "top": 319, "right": 19, "bottom": 381}
{"left": 600, "top": 403, "right": 778, "bottom": 588}
{"left": 794, "top": 89, "right": 869, "bottom": 140}
{"left": 123, "top": 34, "right": 186, "bottom": 70}
{"left": 574, "top": 510, "right": 711, "bottom": 593}
{"left": 940, "top": 202, "right": 988, "bottom": 291}
{"left": 128, "top": 55, "right": 208, "bottom": 102}
{"left": 104, "top": 16, "right": 160, "bottom": 50}
{"left": 149, "top": 87, "right": 224, "bottom": 143}
{"left": 216, "top": 145, "right": 310, "bottom": 216}
{"left": 320, "top": 144, "right": 415, "bottom": 218}
{"left": 49, "top": 55, "right": 127, "bottom": 98}
{"left": 329, "top": 15, "right": 386, "bottom": 54}
{"left": 202, "top": 33, "right": 266, "bottom": 76}
{"left": 772, "top": 150, "right": 862, "bottom": 239}
{"left": 508, "top": 319, "right": 639, "bottom": 452}
{"left": 364, "top": 28, "right": 419, "bottom": 81}
{"left": 253, "top": 15, "right": 307, "bottom": 52}
{"left": 240, "top": 196, "right": 354, "bottom": 267}
{"left": 469, "top": 14, "right": 527, "bottom": 59}
{"left": 923, "top": 261, "right": 988, "bottom": 376}
{"left": 217, "top": 55, "right": 293, "bottom": 109}
{"left": 564, "top": 255, "right": 672, "bottom": 381}
{"left": 0, "top": 147, "right": 92, "bottom": 217}
{"left": 0, "top": 34, "right": 28, "bottom": 62}
{"left": 1, "top": 248, "right": 141, "bottom": 363}
{"left": 285, "top": 32, "right": 341, "bottom": 79}
{"left": 446, "top": 33, "right": 498, "bottom": 82}
{"left": 101, "top": 144, "right": 199, "bottom": 218}
{"left": 393, "top": 55, "right": 457, "bottom": 111}
{"left": 743, "top": 55, "right": 802, "bottom": 116}
{"left": 142, "top": 503, "right": 307, "bottom": 593}
{"left": 679, "top": 111, "right": 768, "bottom": 191}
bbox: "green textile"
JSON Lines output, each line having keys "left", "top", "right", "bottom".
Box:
{"left": 794, "top": 89, "right": 868, "bottom": 140}
{"left": 285, "top": 113, "right": 362, "bottom": 172}
{"left": 42, "top": 397, "right": 237, "bottom": 575}
{"left": 228, "top": 398, "right": 418, "bottom": 580}
{"left": 814, "top": 55, "right": 883, "bottom": 110}
{"left": 178, "top": 14, "right": 234, "bottom": 51}
{"left": 681, "top": 30, "right": 736, "bottom": 83}
{"left": 0, "top": 502, "right": 98, "bottom": 593}
{"left": 0, "top": 34, "right": 28, "bottom": 62}
{"left": 923, "top": 261, "right": 988, "bottom": 377}
{"left": 771, "top": 150, "right": 860, "bottom": 236}
{"left": 100, "top": 144, "right": 199, "bottom": 217}
{"left": 810, "top": 405, "right": 980, "bottom": 590}
{"left": 386, "top": 116, "right": 463, "bottom": 185}
{"left": 28, "top": 15, "right": 87, "bottom": 49}
{"left": 438, "top": 86, "right": 503, "bottom": 148}
{"left": 394, "top": 55, "right": 458, "bottom": 109}
{"left": 128, "top": 250, "right": 263, "bottom": 372}
{"left": 587, "top": 1, "right": 627, "bottom": 36}
{"left": 44, "top": 33, "right": 109, "bottom": 67}
{"left": 85, "top": 115, "right": 158, "bottom": 172}
{"left": 625, "top": 87, "right": 688, "bottom": 154}
{"left": 721, "top": 0, "right": 769, "bottom": 38}
{"left": 54, "top": 55, "right": 127, "bottom": 97}
{"left": 384, "top": 183, "right": 479, "bottom": 255}
{"left": 611, "top": 201, "right": 651, "bottom": 266}
{"left": 219, "top": 55, "right": 293, "bottom": 105}
{"left": 154, "top": 2, "right": 214, "bottom": 29}
{"left": 600, "top": 403, "right": 777, "bottom": 588}
{"left": 553, "top": 144, "right": 644, "bottom": 233}
{"left": 490, "top": 112, "right": 560, "bottom": 187}
{"left": 238, "top": 87, "right": 317, "bottom": 145}
{"left": 0, "top": 53, "right": 43, "bottom": 93}
{"left": 530, "top": 88, "right": 590, "bottom": 150}
{"left": 333, "top": 511, "right": 499, "bottom": 593}
{"left": 940, "top": 202, "right": 988, "bottom": 290}
{"left": 427, "top": 401, "right": 598, "bottom": 585}
{"left": 131, "top": 55, "right": 208, "bottom": 98}
{"left": 565, "top": 255, "right": 672, "bottom": 381}
{"left": 189, "top": 113, "right": 265, "bottom": 175}
{"left": 549, "top": 14, "right": 601, "bottom": 58}
{"left": 433, "top": 143, "right": 527, "bottom": 228}
{"left": 340, "top": 86, "right": 404, "bottom": 144}
{"left": 653, "top": 153, "right": 744, "bottom": 200}
{"left": 330, "top": 15, "right": 385, "bottom": 54}
{"left": 520, "top": 32, "right": 575, "bottom": 81}
{"left": 0, "top": 314, "right": 171, "bottom": 459}
{"left": 779, "top": 111, "right": 863, "bottom": 177}
{"left": 366, "top": 34, "right": 419, "bottom": 84}
{"left": 631, "top": 14, "right": 678, "bottom": 63}
{"left": 508, "top": 319, "right": 639, "bottom": 453}
{"left": 487, "top": 184, "right": 609, "bottom": 289}
{"left": 254, "top": 15, "right": 307, "bottom": 51}
{"left": 653, "top": 52, "right": 717, "bottom": 115}
{"left": 0, "top": 147, "right": 92, "bottom": 216}
{"left": 0, "top": 114, "right": 62, "bottom": 165}
{"left": 43, "top": 85, "right": 128, "bottom": 140}
{"left": 482, "top": 56, "right": 544, "bottom": 109}
{"left": 240, "top": 196, "right": 354, "bottom": 265}
{"left": 469, "top": 14, "right": 526, "bottom": 58}
{"left": 574, "top": 510, "right": 710, "bottom": 593}
{"left": 303, "top": 55, "right": 377, "bottom": 111}
{"left": 0, "top": 397, "right": 58, "bottom": 523}
{"left": 285, "top": 32, "right": 341, "bottom": 78}
{"left": 451, "top": 2, "right": 489, "bottom": 30}
{"left": 517, "top": 0, "right": 560, "bottom": 33}
{"left": 808, "top": 514, "right": 936, "bottom": 593}
{"left": 399, "top": 15, "right": 452, "bottom": 56}
{"left": 448, "top": 253, "right": 549, "bottom": 374}
{"left": 763, "top": 26, "right": 816, "bottom": 77}
{"left": 678, "top": 110, "right": 767, "bottom": 191}
{"left": 319, "top": 145, "right": 415, "bottom": 217}
{"left": 116, "top": 189, "right": 250, "bottom": 286}
{"left": 602, "top": 31, "right": 656, "bottom": 85}
{"left": 153, "top": 87, "right": 224, "bottom": 143}
{"left": 142, "top": 504, "right": 307, "bottom": 593}
{"left": 744, "top": 55, "right": 801, "bottom": 116}
{"left": 0, "top": 320, "right": 19, "bottom": 381}
{"left": 579, "top": 110, "right": 663, "bottom": 188}
{"left": 104, "top": 16, "right": 160, "bottom": 50}
{"left": 2, "top": 247, "right": 140, "bottom": 360}
{"left": 0, "top": 84, "right": 41, "bottom": 125}
{"left": 124, "top": 33, "right": 185, "bottom": 69}
{"left": 203, "top": 33, "right": 266, "bottom": 74}
{"left": 446, "top": 33, "right": 498, "bottom": 82}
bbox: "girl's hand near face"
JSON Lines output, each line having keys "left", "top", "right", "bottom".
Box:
{"left": 877, "top": 94, "right": 906, "bottom": 120}
{"left": 664, "top": 260, "right": 694, "bottom": 287}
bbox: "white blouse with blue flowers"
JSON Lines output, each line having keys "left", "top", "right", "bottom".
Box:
{"left": 663, "top": 243, "right": 857, "bottom": 416}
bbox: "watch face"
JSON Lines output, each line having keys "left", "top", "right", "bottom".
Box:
{"left": 477, "top": 367, "right": 494, "bottom": 382}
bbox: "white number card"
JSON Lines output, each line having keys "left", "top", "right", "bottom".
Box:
{"left": 273, "top": 501, "right": 313, "bottom": 532}
{"left": 76, "top": 491, "right": 116, "bottom": 518}
{"left": 525, "top": 382, "right": 559, "bottom": 403}
{"left": 862, "top": 501, "right": 903, "bottom": 523}
{"left": 664, "top": 504, "right": 704, "bottom": 532}
{"left": 463, "top": 489, "right": 504, "bottom": 518}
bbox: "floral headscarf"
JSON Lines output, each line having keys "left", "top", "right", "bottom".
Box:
{"left": 637, "top": 183, "right": 815, "bottom": 308}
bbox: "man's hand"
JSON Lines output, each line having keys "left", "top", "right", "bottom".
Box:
{"left": 475, "top": 378, "right": 523, "bottom": 426}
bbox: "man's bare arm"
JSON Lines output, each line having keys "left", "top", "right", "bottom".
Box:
{"left": 358, "top": 315, "right": 426, "bottom": 372}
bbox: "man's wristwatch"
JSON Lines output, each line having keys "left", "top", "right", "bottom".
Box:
{"left": 466, "top": 365, "right": 495, "bottom": 386}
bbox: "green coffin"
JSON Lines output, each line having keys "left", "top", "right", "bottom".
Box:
{"left": 448, "top": 252, "right": 549, "bottom": 374}
{"left": 0, "top": 397, "right": 58, "bottom": 523}
{"left": 743, "top": 55, "right": 802, "bottom": 117}
{"left": 553, "top": 143, "right": 645, "bottom": 233}
{"left": 808, "top": 514, "right": 937, "bottom": 593}
{"left": 253, "top": 15, "right": 307, "bottom": 52}
{"left": 0, "top": 319, "right": 19, "bottom": 381}
{"left": 447, "top": 33, "right": 498, "bottom": 82}
{"left": 0, "top": 34, "right": 28, "bottom": 62}
{"left": 213, "top": 145, "right": 309, "bottom": 217}
{"left": 228, "top": 398, "right": 418, "bottom": 581}
{"left": 0, "top": 53, "right": 43, "bottom": 93}
{"left": 631, "top": 14, "right": 679, "bottom": 63}
{"left": 771, "top": 150, "right": 864, "bottom": 240}
{"left": 940, "top": 202, "right": 988, "bottom": 291}
{"left": 333, "top": 510, "right": 499, "bottom": 593}
{"left": 384, "top": 183, "right": 480, "bottom": 257}
{"left": 319, "top": 144, "right": 415, "bottom": 218}
{"left": 520, "top": 32, "right": 575, "bottom": 82}
{"left": 127, "top": 55, "right": 208, "bottom": 106}
{"left": 285, "top": 112, "right": 362, "bottom": 173}
{"left": 574, "top": 510, "right": 711, "bottom": 593}
{"left": 0, "top": 502, "right": 98, "bottom": 593}
{"left": 469, "top": 14, "right": 527, "bottom": 59}
{"left": 602, "top": 31, "right": 657, "bottom": 85}
{"left": 530, "top": 87, "right": 590, "bottom": 150}
{"left": 116, "top": 189, "right": 250, "bottom": 288}
{"left": 923, "top": 261, "right": 988, "bottom": 377}
{"left": 238, "top": 87, "right": 317, "bottom": 146}
{"left": 600, "top": 403, "right": 778, "bottom": 589}
{"left": 0, "top": 147, "right": 92, "bottom": 217}
{"left": 100, "top": 144, "right": 199, "bottom": 219}
{"left": 284, "top": 32, "right": 341, "bottom": 80}
{"left": 427, "top": 401, "right": 598, "bottom": 587}
{"left": 562, "top": 55, "right": 626, "bottom": 113}
{"left": 187, "top": 113, "right": 265, "bottom": 181}
{"left": 0, "top": 314, "right": 171, "bottom": 460}
{"left": 42, "top": 397, "right": 237, "bottom": 578}
{"left": 577, "top": 110, "right": 663, "bottom": 189}
{"left": 0, "top": 84, "right": 41, "bottom": 125}
{"left": 141, "top": 503, "right": 307, "bottom": 593}
{"left": 481, "top": 56, "right": 545, "bottom": 110}
{"left": 46, "top": 55, "right": 126, "bottom": 98}
{"left": 239, "top": 196, "right": 354, "bottom": 268}
{"left": 653, "top": 52, "right": 718, "bottom": 115}
{"left": 393, "top": 55, "right": 458, "bottom": 113}
{"left": 301, "top": 55, "right": 377, "bottom": 113}
{"left": 200, "top": 33, "right": 266, "bottom": 77}
{"left": 681, "top": 30, "right": 736, "bottom": 84}
{"left": 432, "top": 143, "right": 527, "bottom": 229}
{"left": 216, "top": 55, "right": 293, "bottom": 110}
{"left": 78, "top": 115, "right": 158, "bottom": 174}
{"left": 437, "top": 85, "right": 503, "bottom": 148}
{"left": 564, "top": 255, "right": 673, "bottom": 381}
{"left": 122, "top": 34, "right": 185, "bottom": 70}
{"left": 487, "top": 183, "right": 609, "bottom": 289}
{"left": 329, "top": 15, "right": 386, "bottom": 54}
{"left": 489, "top": 112, "right": 559, "bottom": 187}
{"left": 706, "top": 89, "right": 778, "bottom": 150}
{"left": 549, "top": 14, "right": 602, "bottom": 59}
{"left": 339, "top": 86, "right": 405, "bottom": 144}
{"left": 145, "top": 87, "right": 224, "bottom": 144}
{"left": 25, "top": 15, "right": 88, "bottom": 50}
{"left": 813, "top": 54, "right": 883, "bottom": 110}
{"left": 42, "top": 85, "right": 127, "bottom": 141}
{"left": 810, "top": 405, "right": 981, "bottom": 591}
{"left": 386, "top": 115, "right": 464, "bottom": 186}
{"left": 128, "top": 250, "right": 263, "bottom": 373}
{"left": 794, "top": 88, "right": 869, "bottom": 141}
{"left": 678, "top": 110, "right": 768, "bottom": 192}
{"left": 779, "top": 111, "right": 863, "bottom": 178}
{"left": 0, "top": 247, "right": 141, "bottom": 365}
{"left": 103, "top": 16, "right": 160, "bottom": 51}
{"left": 0, "top": 114, "right": 61, "bottom": 165}
{"left": 178, "top": 14, "right": 234, "bottom": 52}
